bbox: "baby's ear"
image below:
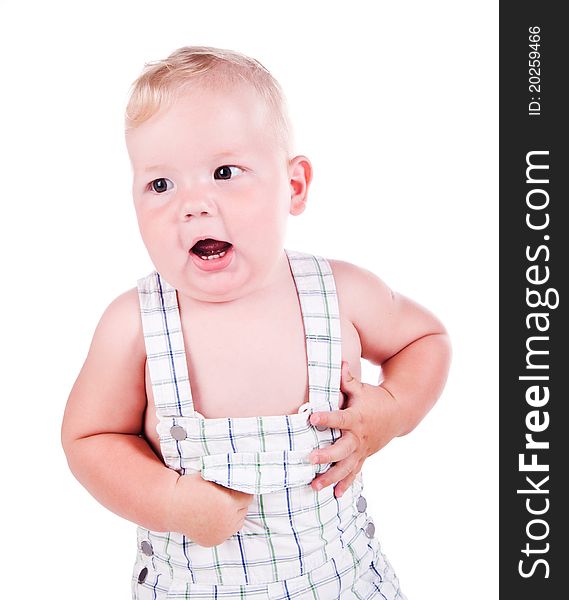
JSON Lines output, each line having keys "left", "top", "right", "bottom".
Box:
{"left": 288, "top": 155, "right": 312, "bottom": 216}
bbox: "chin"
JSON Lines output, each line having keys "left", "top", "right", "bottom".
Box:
{"left": 184, "top": 274, "right": 250, "bottom": 303}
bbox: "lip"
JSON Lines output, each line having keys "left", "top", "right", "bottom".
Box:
{"left": 189, "top": 234, "right": 231, "bottom": 250}
{"left": 189, "top": 244, "right": 235, "bottom": 272}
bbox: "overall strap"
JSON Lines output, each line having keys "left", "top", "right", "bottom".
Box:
{"left": 137, "top": 271, "right": 195, "bottom": 418}
{"left": 285, "top": 250, "right": 343, "bottom": 412}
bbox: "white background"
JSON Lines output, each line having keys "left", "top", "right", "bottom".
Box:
{"left": 0, "top": 1, "right": 498, "bottom": 598}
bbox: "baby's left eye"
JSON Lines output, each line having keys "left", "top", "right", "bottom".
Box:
{"left": 213, "top": 165, "right": 244, "bottom": 180}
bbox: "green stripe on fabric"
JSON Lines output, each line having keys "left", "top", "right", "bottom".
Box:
{"left": 254, "top": 451, "right": 262, "bottom": 491}
{"left": 314, "top": 490, "right": 328, "bottom": 565}
{"left": 199, "top": 417, "right": 211, "bottom": 456}
{"left": 307, "top": 568, "right": 321, "bottom": 600}
{"left": 257, "top": 416, "right": 279, "bottom": 581}
{"left": 160, "top": 531, "right": 172, "bottom": 578}
{"left": 255, "top": 418, "right": 263, "bottom": 494}
{"left": 258, "top": 416, "right": 266, "bottom": 452}
{"left": 213, "top": 544, "right": 224, "bottom": 585}
{"left": 345, "top": 541, "right": 362, "bottom": 598}
{"left": 258, "top": 493, "right": 279, "bottom": 582}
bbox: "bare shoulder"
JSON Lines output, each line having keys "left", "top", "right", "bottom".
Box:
{"left": 97, "top": 286, "right": 144, "bottom": 338}
{"left": 61, "top": 286, "right": 147, "bottom": 444}
{"left": 327, "top": 258, "right": 394, "bottom": 325}
{"left": 88, "top": 286, "right": 145, "bottom": 362}
{"left": 327, "top": 258, "right": 447, "bottom": 365}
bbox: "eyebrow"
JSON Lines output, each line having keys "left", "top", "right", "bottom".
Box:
{"left": 144, "top": 164, "right": 170, "bottom": 173}
{"left": 143, "top": 151, "right": 244, "bottom": 172}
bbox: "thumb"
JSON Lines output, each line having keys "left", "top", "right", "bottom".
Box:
{"left": 340, "top": 361, "right": 360, "bottom": 396}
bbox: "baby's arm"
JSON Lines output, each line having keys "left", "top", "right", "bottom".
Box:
{"left": 308, "top": 260, "right": 451, "bottom": 494}
{"left": 338, "top": 260, "right": 451, "bottom": 436}
{"left": 61, "top": 289, "right": 252, "bottom": 545}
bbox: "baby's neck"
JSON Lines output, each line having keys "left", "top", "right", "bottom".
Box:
{"left": 178, "top": 252, "right": 293, "bottom": 315}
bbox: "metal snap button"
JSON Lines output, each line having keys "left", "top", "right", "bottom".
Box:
{"left": 170, "top": 425, "right": 187, "bottom": 441}
{"left": 315, "top": 424, "right": 328, "bottom": 432}
{"left": 141, "top": 540, "right": 153, "bottom": 556}
{"left": 364, "top": 521, "right": 376, "bottom": 538}
{"left": 356, "top": 495, "right": 367, "bottom": 513}
{"left": 138, "top": 567, "right": 148, "bottom": 584}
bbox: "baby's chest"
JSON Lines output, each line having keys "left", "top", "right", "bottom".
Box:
{"left": 142, "top": 307, "right": 361, "bottom": 455}
{"left": 188, "top": 323, "right": 308, "bottom": 418}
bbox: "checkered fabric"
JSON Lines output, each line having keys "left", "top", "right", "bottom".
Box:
{"left": 132, "top": 250, "right": 406, "bottom": 599}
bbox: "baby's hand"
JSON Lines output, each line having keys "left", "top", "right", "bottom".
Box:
{"left": 308, "top": 361, "right": 403, "bottom": 498}
{"left": 167, "top": 472, "right": 254, "bottom": 547}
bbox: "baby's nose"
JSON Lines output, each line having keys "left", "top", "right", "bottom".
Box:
{"left": 181, "top": 193, "right": 218, "bottom": 219}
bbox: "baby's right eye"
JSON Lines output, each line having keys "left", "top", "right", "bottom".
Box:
{"left": 149, "top": 178, "right": 173, "bottom": 193}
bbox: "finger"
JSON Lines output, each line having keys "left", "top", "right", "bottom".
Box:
{"left": 342, "top": 360, "right": 354, "bottom": 382}
{"left": 308, "top": 432, "right": 357, "bottom": 465}
{"left": 330, "top": 454, "right": 365, "bottom": 498}
{"left": 340, "top": 361, "right": 362, "bottom": 397}
{"left": 333, "top": 471, "right": 358, "bottom": 498}
{"left": 310, "top": 455, "right": 359, "bottom": 491}
{"left": 310, "top": 408, "right": 354, "bottom": 431}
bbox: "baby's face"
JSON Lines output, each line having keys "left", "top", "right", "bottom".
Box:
{"left": 126, "top": 84, "right": 309, "bottom": 302}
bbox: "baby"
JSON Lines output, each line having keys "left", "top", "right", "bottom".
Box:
{"left": 61, "top": 46, "right": 451, "bottom": 599}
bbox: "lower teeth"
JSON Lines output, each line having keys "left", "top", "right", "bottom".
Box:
{"left": 200, "top": 250, "right": 226, "bottom": 261}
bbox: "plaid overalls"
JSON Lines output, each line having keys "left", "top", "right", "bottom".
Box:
{"left": 133, "top": 250, "right": 406, "bottom": 599}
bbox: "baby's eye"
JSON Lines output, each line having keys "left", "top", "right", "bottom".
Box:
{"left": 213, "top": 165, "right": 244, "bottom": 180}
{"left": 149, "top": 178, "right": 173, "bottom": 193}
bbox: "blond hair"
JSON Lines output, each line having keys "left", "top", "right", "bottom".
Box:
{"left": 125, "top": 46, "right": 294, "bottom": 156}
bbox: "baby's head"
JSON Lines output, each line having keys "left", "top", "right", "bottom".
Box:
{"left": 125, "top": 46, "right": 312, "bottom": 303}
{"left": 125, "top": 46, "right": 294, "bottom": 161}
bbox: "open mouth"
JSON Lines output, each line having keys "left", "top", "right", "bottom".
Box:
{"left": 190, "top": 238, "right": 233, "bottom": 261}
